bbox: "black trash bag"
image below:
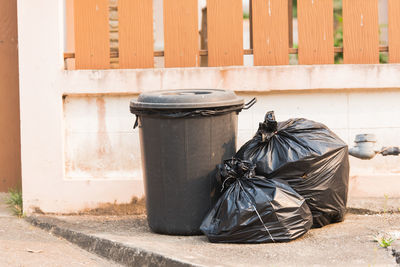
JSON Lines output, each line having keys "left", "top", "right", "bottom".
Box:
{"left": 200, "top": 158, "right": 313, "bottom": 243}
{"left": 236, "top": 111, "right": 349, "bottom": 227}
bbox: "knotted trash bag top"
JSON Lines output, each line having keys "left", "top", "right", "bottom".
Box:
{"left": 200, "top": 158, "right": 313, "bottom": 243}
{"left": 236, "top": 111, "right": 349, "bottom": 228}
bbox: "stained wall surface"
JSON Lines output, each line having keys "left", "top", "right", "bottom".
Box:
{"left": 63, "top": 90, "right": 400, "bottom": 207}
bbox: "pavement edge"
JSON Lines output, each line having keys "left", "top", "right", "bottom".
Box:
{"left": 25, "top": 215, "right": 199, "bottom": 267}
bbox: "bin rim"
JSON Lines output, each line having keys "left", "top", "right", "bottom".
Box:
{"left": 130, "top": 89, "right": 244, "bottom": 110}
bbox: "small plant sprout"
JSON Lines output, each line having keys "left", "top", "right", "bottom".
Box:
{"left": 6, "top": 188, "right": 23, "bottom": 217}
{"left": 373, "top": 234, "right": 395, "bottom": 248}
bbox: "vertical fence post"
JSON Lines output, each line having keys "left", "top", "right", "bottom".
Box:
{"left": 207, "top": 0, "right": 244, "bottom": 67}
{"left": 74, "top": 0, "right": 110, "bottom": 69}
{"left": 388, "top": 0, "right": 400, "bottom": 63}
{"left": 118, "top": 0, "right": 154, "bottom": 69}
{"left": 343, "top": 0, "right": 379, "bottom": 64}
{"left": 252, "top": 0, "right": 289, "bottom": 65}
{"left": 164, "top": 0, "right": 199, "bottom": 68}
{"left": 297, "top": 0, "right": 334, "bottom": 65}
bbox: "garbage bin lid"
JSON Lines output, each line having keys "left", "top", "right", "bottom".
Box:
{"left": 130, "top": 89, "right": 244, "bottom": 109}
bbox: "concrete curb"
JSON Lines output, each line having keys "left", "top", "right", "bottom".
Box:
{"left": 346, "top": 197, "right": 400, "bottom": 214}
{"left": 26, "top": 216, "right": 200, "bottom": 267}
{"left": 25, "top": 211, "right": 400, "bottom": 266}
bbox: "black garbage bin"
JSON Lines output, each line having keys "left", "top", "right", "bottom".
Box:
{"left": 130, "top": 89, "right": 247, "bottom": 235}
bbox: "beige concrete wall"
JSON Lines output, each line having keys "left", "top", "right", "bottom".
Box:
{"left": 235, "top": 90, "right": 400, "bottom": 200}
{"left": 62, "top": 89, "right": 400, "bottom": 204}
{"left": 63, "top": 90, "right": 400, "bottom": 183}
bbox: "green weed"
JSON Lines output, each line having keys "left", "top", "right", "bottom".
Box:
{"left": 373, "top": 234, "right": 395, "bottom": 248}
{"left": 6, "top": 188, "right": 23, "bottom": 217}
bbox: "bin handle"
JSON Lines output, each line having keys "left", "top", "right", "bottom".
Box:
{"left": 133, "top": 115, "right": 139, "bottom": 129}
{"left": 243, "top": 98, "right": 257, "bottom": 110}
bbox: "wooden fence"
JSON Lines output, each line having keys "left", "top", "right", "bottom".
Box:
{"left": 65, "top": 0, "right": 400, "bottom": 70}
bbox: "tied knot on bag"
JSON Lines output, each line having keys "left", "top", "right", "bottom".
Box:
{"left": 218, "top": 158, "right": 256, "bottom": 192}
{"left": 257, "top": 111, "right": 278, "bottom": 142}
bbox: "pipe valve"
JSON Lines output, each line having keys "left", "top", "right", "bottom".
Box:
{"left": 349, "top": 134, "right": 400, "bottom": 160}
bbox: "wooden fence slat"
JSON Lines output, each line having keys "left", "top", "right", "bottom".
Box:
{"left": 207, "top": 0, "right": 243, "bottom": 67}
{"left": 252, "top": 0, "right": 288, "bottom": 66}
{"left": 388, "top": 0, "right": 400, "bottom": 63}
{"left": 164, "top": 0, "right": 199, "bottom": 68}
{"left": 74, "top": 0, "right": 110, "bottom": 69}
{"left": 118, "top": 0, "right": 154, "bottom": 69}
{"left": 297, "top": 0, "right": 334, "bottom": 65}
{"left": 343, "top": 0, "right": 379, "bottom": 64}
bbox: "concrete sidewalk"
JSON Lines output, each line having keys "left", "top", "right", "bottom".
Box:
{"left": 3, "top": 191, "right": 400, "bottom": 266}
{"left": 0, "top": 193, "right": 121, "bottom": 267}
{"left": 27, "top": 212, "right": 400, "bottom": 267}
{"left": 0, "top": 193, "right": 12, "bottom": 217}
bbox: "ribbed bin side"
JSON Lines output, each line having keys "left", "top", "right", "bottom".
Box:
{"left": 138, "top": 113, "right": 238, "bottom": 235}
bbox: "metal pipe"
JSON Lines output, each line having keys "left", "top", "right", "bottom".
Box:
{"left": 349, "top": 134, "right": 400, "bottom": 160}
